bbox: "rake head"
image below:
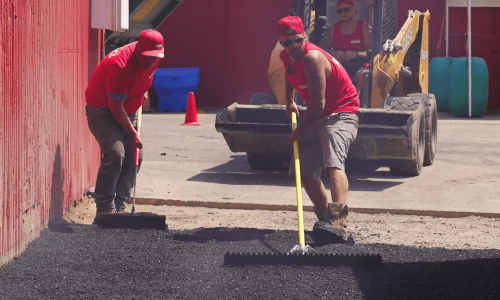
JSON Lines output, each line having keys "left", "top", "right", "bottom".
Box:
{"left": 94, "top": 212, "right": 167, "bottom": 230}
{"left": 224, "top": 252, "right": 382, "bottom": 268}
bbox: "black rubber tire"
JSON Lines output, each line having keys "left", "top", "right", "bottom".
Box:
{"left": 249, "top": 93, "right": 278, "bottom": 105}
{"left": 247, "top": 153, "right": 286, "bottom": 170}
{"left": 408, "top": 93, "right": 438, "bottom": 166}
{"left": 388, "top": 97, "right": 426, "bottom": 176}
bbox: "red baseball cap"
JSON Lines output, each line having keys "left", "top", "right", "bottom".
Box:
{"left": 137, "top": 30, "right": 164, "bottom": 58}
{"left": 337, "top": 0, "right": 355, "bottom": 8}
{"left": 277, "top": 16, "right": 304, "bottom": 36}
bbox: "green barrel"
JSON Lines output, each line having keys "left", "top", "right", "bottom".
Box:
{"left": 429, "top": 57, "right": 454, "bottom": 112}
{"left": 448, "top": 57, "right": 489, "bottom": 118}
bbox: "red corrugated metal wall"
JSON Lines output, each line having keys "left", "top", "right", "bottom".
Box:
{"left": 157, "top": 0, "right": 294, "bottom": 108}
{"left": 448, "top": 7, "right": 500, "bottom": 110}
{"left": 0, "top": 0, "right": 101, "bottom": 267}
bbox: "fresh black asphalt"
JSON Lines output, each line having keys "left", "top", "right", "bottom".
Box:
{"left": 0, "top": 224, "right": 499, "bottom": 300}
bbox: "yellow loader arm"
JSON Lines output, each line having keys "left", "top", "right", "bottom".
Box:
{"left": 370, "top": 10, "right": 431, "bottom": 108}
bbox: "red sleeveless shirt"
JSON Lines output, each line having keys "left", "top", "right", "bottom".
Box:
{"left": 332, "top": 20, "right": 366, "bottom": 68}
{"left": 332, "top": 20, "right": 366, "bottom": 51}
{"left": 283, "top": 42, "right": 359, "bottom": 117}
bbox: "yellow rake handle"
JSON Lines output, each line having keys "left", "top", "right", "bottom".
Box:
{"left": 291, "top": 112, "right": 305, "bottom": 246}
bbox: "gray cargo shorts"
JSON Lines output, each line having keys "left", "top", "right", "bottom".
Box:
{"left": 289, "top": 112, "right": 359, "bottom": 180}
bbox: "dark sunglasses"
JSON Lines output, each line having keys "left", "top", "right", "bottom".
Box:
{"left": 283, "top": 37, "right": 304, "bottom": 47}
{"left": 337, "top": 7, "right": 352, "bottom": 14}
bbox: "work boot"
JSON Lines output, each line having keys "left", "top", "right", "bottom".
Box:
{"left": 313, "top": 207, "right": 327, "bottom": 221}
{"left": 313, "top": 203, "right": 348, "bottom": 243}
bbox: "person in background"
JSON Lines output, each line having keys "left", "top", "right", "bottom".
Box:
{"left": 85, "top": 30, "right": 164, "bottom": 218}
{"left": 319, "top": 0, "right": 372, "bottom": 92}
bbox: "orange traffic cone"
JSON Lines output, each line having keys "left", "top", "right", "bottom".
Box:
{"left": 182, "top": 92, "right": 201, "bottom": 126}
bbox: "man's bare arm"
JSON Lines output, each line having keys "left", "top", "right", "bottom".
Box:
{"left": 295, "top": 51, "right": 326, "bottom": 134}
{"left": 285, "top": 75, "right": 295, "bottom": 105}
{"left": 319, "top": 26, "right": 333, "bottom": 51}
{"left": 363, "top": 22, "right": 372, "bottom": 51}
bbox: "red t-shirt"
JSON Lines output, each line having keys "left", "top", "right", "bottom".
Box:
{"left": 85, "top": 42, "right": 160, "bottom": 115}
{"left": 283, "top": 42, "right": 359, "bottom": 117}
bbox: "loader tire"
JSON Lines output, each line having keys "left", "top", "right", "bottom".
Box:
{"left": 249, "top": 93, "right": 278, "bottom": 105}
{"left": 388, "top": 97, "right": 426, "bottom": 176}
{"left": 247, "top": 153, "right": 286, "bottom": 170}
{"left": 408, "top": 93, "right": 438, "bottom": 166}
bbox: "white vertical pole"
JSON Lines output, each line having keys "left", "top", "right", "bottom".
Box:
{"left": 467, "top": 0, "right": 472, "bottom": 118}
{"left": 446, "top": 0, "right": 449, "bottom": 57}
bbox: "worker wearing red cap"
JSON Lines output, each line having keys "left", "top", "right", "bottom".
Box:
{"left": 85, "top": 29, "right": 164, "bottom": 217}
{"left": 319, "top": 0, "right": 372, "bottom": 92}
{"left": 278, "top": 16, "right": 359, "bottom": 242}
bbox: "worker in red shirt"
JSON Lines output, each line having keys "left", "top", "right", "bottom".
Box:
{"left": 85, "top": 30, "right": 164, "bottom": 217}
{"left": 279, "top": 16, "right": 360, "bottom": 242}
{"left": 319, "top": 0, "right": 372, "bottom": 92}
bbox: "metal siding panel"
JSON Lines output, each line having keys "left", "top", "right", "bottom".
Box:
{"left": 0, "top": 0, "right": 101, "bottom": 267}
{"left": 157, "top": 0, "right": 287, "bottom": 108}
{"left": 157, "top": 0, "right": 230, "bottom": 108}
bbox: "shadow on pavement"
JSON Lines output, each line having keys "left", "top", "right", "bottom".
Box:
{"left": 175, "top": 227, "right": 276, "bottom": 243}
{"left": 187, "top": 155, "right": 404, "bottom": 191}
{"left": 47, "top": 223, "right": 75, "bottom": 233}
{"left": 174, "top": 227, "right": 280, "bottom": 253}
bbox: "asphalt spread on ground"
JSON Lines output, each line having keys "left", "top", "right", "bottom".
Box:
{"left": 0, "top": 224, "right": 499, "bottom": 300}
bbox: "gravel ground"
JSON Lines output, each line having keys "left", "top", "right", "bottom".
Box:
{"left": 0, "top": 223, "right": 499, "bottom": 300}
{"left": 63, "top": 196, "right": 500, "bottom": 250}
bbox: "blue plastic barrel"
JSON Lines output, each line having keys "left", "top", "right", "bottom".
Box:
{"left": 152, "top": 68, "right": 200, "bottom": 112}
{"left": 429, "top": 57, "right": 454, "bottom": 112}
{"left": 448, "top": 57, "right": 488, "bottom": 118}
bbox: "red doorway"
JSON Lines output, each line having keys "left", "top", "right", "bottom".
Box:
{"left": 448, "top": 7, "right": 500, "bottom": 110}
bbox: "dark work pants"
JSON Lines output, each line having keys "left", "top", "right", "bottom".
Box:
{"left": 85, "top": 104, "right": 143, "bottom": 212}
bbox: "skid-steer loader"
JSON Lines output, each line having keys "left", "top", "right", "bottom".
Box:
{"left": 215, "top": 0, "right": 437, "bottom": 176}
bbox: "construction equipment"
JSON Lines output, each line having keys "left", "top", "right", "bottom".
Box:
{"left": 215, "top": 0, "right": 437, "bottom": 177}
{"left": 94, "top": 106, "right": 167, "bottom": 230}
{"left": 105, "top": 0, "right": 185, "bottom": 53}
{"left": 224, "top": 113, "right": 382, "bottom": 267}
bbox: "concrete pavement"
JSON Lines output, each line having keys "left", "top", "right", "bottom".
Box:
{"left": 136, "top": 110, "right": 500, "bottom": 217}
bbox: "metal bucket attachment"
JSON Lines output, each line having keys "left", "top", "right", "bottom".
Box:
{"left": 215, "top": 103, "right": 420, "bottom": 161}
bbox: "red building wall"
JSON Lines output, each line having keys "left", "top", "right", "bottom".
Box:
{"left": 157, "top": 0, "right": 294, "bottom": 108}
{"left": 158, "top": 0, "right": 446, "bottom": 108}
{"left": 160, "top": 0, "right": 500, "bottom": 109}
{"left": 447, "top": 7, "right": 500, "bottom": 110}
{"left": 0, "top": 0, "right": 101, "bottom": 267}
